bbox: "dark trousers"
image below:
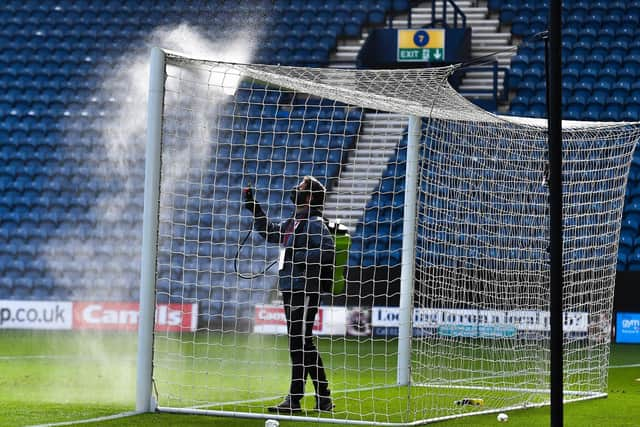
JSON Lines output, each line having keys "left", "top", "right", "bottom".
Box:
{"left": 282, "top": 289, "right": 330, "bottom": 401}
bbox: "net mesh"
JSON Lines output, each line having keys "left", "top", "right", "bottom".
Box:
{"left": 147, "top": 51, "right": 640, "bottom": 424}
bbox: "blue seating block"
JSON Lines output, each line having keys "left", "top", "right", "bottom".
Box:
{"left": 628, "top": 249, "right": 640, "bottom": 271}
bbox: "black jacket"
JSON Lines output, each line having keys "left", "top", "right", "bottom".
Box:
{"left": 253, "top": 207, "right": 335, "bottom": 292}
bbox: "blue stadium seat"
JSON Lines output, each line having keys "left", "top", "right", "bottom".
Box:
{"left": 626, "top": 199, "right": 640, "bottom": 215}
{"left": 32, "top": 278, "right": 54, "bottom": 299}
{"left": 572, "top": 81, "right": 593, "bottom": 98}
{"left": 580, "top": 67, "right": 599, "bottom": 84}
{"left": 601, "top": 108, "right": 621, "bottom": 121}
{"left": 566, "top": 13, "right": 585, "bottom": 27}
{"left": 622, "top": 215, "right": 640, "bottom": 233}
{"left": 628, "top": 250, "right": 640, "bottom": 271}
{"left": 590, "top": 87, "right": 608, "bottom": 107}
{"left": 618, "top": 66, "right": 637, "bottom": 84}
{"left": 510, "top": 14, "right": 531, "bottom": 37}
{"left": 572, "top": 41, "right": 590, "bottom": 56}
{"left": 597, "top": 27, "right": 616, "bottom": 44}
{"left": 367, "top": 3, "right": 387, "bottom": 25}
{"left": 12, "top": 277, "right": 33, "bottom": 299}
{"left": 610, "top": 80, "right": 631, "bottom": 98}
{"left": 579, "top": 27, "right": 598, "bottom": 44}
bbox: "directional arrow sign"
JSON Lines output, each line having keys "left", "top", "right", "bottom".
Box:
{"left": 397, "top": 29, "right": 445, "bottom": 63}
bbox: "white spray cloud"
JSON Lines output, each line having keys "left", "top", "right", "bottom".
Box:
{"left": 47, "top": 22, "right": 256, "bottom": 298}
{"left": 41, "top": 22, "right": 258, "bottom": 404}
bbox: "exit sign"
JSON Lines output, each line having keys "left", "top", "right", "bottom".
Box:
{"left": 397, "top": 29, "right": 445, "bottom": 63}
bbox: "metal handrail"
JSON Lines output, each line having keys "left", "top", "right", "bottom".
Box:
{"left": 431, "top": 0, "right": 467, "bottom": 28}
{"left": 387, "top": 0, "right": 467, "bottom": 29}
{"left": 454, "top": 61, "right": 510, "bottom": 107}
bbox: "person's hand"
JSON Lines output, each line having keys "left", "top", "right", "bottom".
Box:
{"left": 243, "top": 185, "right": 256, "bottom": 212}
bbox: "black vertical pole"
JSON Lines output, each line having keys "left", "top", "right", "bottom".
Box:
{"left": 548, "top": 0, "right": 563, "bottom": 426}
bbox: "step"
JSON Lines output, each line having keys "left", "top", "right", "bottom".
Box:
{"left": 457, "top": 92, "right": 495, "bottom": 99}
{"left": 337, "top": 38, "right": 365, "bottom": 47}
{"left": 330, "top": 194, "right": 372, "bottom": 202}
{"left": 332, "top": 182, "right": 380, "bottom": 192}
{"left": 323, "top": 210, "right": 365, "bottom": 220}
{"left": 351, "top": 143, "right": 397, "bottom": 151}
{"left": 332, "top": 177, "right": 380, "bottom": 186}
{"left": 361, "top": 129, "right": 405, "bottom": 137}
{"left": 345, "top": 163, "right": 388, "bottom": 171}
{"left": 461, "top": 75, "right": 506, "bottom": 84}
{"left": 472, "top": 33, "right": 511, "bottom": 41}
{"left": 347, "top": 153, "right": 396, "bottom": 162}
{"left": 322, "top": 213, "right": 360, "bottom": 222}
{"left": 357, "top": 135, "right": 404, "bottom": 144}
{"left": 328, "top": 63, "right": 356, "bottom": 69}
{"left": 336, "top": 45, "right": 364, "bottom": 53}
{"left": 340, "top": 170, "right": 387, "bottom": 179}
{"left": 361, "top": 124, "right": 407, "bottom": 132}
{"left": 366, "top": 113, "right": 408, "bottom": 119}
{"left": 463, "top": 69, "right": 508, "bottom": 77}
{"left": 459, "top": 85, "right": 505, "bottom": 94}
{"left": 401, "top": 8, "right": 488, "bottom": 17}
{"left": 468, "top": 20, "right": 501, "bottom": 29}
{"left": 332, "top": 51, "right": 358, "bottom": 60}
{"left": 323, "top": 213, "right": 365, "bottom": 221}
{"left": 459, "top": 82, "right": 504, "bottom": 91}
{"left": 362, "top": 119, "right": 408, "bottom": 126}
{"left": 324, "top": 205, "right": 371, "bottom": 214}
{"left": 392, "top": 15, "right": 488, "bottom": 27}
{"left": 352, "top": 138, "right": 398, "bottom": 146}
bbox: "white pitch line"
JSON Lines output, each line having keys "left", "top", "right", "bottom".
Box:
{"left": 609, "top": 363, "right": 640, "bottom": 369}
{"left": 0, "top": 355, "right": 136, "bottom": 362}
{"left": 26, "top": 411, "right": 137, "bottom": 427}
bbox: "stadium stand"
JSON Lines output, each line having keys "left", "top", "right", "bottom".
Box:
{"left": 348, "top": 1, "right": 640, "bottom": 272}
{"left": 0, "top": 0, "right": 390, "bottom": 321}
{"left": 1, "top": 0, "right": 639, "bottom": 325}
{"left": 496, "top": 0, "right": 640, "bottom": 270}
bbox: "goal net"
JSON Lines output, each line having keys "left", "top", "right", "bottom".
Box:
{"left": 137, "top": 48, "right": 640, "bottom": 425}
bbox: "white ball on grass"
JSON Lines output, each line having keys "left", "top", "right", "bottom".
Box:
{"left": 497, "top": 412, "right": 509, "bottom": 422}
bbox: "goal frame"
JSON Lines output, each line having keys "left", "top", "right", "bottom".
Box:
{"left": 134, "top": 47, "right": 634, "bottom": 424}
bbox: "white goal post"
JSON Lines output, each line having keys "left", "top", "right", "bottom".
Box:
{"left": 136, "top": 47, "right": 640, "bottom": 425}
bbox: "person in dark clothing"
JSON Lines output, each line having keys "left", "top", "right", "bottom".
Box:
{"left": 243, "top": 176, "right": 335, "bottom": 414}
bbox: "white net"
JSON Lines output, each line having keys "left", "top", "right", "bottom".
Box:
{"left": 145, "top": 50, "right": 640, "bottom": 425}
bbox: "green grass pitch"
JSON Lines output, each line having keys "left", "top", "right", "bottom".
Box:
{"left": 0, "top": 330, "right": 638, "bottom": 426}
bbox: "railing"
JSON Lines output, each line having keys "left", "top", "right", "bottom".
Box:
{"left": 387, "top": 0, "right": 466, "bottom": 29}
{"left": 431, "top": 0, "right": 466, "bottom": 28}
{"left": 453, "top": 61, "right": 510, "bottom": 111}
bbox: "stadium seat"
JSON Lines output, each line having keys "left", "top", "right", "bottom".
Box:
{"left": 572, "top": 41, "right": 590, "bottom": 57}
{"left": 628, "top": 250, "right": 640, "bottom": 271}
{"left": 572, "top": 81, "right": 593, "bottom": 98}
{"left": 580, "top": 67, "right": 599, "bottom": 85}
{"left": 611, "top": 80, "right": 631, "bottom": 98}
{"left": 32, "top": 278, "right": 54, "bottom": 299}
{"left": 579, "top": 27, "right": 598, "bottom": 44}
{"left": 12, "top": 277, "right": 33, "bottom": 299}
{"left": 590, "top": 89, "right": 608, "bottom": 107}
{"left": 600, "top": 108, "right": 621, "bottom": 121}
{"left": 597, "top": 27, "right": 616, "bottom": 44}
{"left": 367, "top": 4, "right": 387, "bottom": 25}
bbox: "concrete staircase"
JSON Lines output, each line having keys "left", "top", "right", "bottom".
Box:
{"left": 323, "top": 113, "right": 407, "bottom": 231}
{"left": 329, "top": 1, "right": 516, "bottom": 102}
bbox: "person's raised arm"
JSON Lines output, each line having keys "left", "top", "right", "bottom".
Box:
{"left": 243, "top": 185, "right": 282, "bottom": 244}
